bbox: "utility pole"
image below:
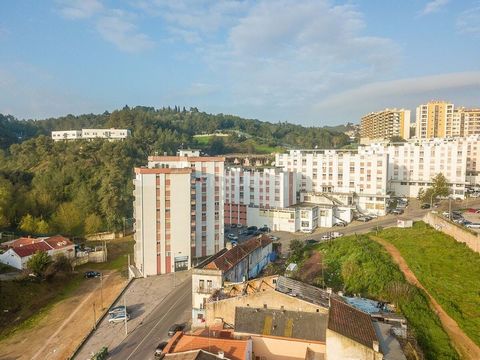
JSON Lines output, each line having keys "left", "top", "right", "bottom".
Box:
{"left": 124, "top": 294, "right": 128, "bottom": 336}
{"left": 449, "top": 197, "right": 452, "bottom": 220}
{"left": 100, "top": 273, "right": 104, "bottom": 310}
{"left": 93, "top": 302, "right": 96, "bottom": 330}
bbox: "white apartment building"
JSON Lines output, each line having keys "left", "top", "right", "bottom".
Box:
{"left": 133, "top": 167, "right": 193, "bottom": 276}
{"left": 224, "top": 167, "right": 297, "bottom": 225}
{"left": 364, "top": 136, "right": 480, "bottom": 199}
{"left": 147, "top": 150, "right": 225, "bottom": 258}
{"left": 51, "top": 128, "right": 131, "bottom": 141}
{"left": 275, "top": 149, "right": 389, "bottom": 215}
{"left": 51, "top": 130, "right": 82, "bottom": 141}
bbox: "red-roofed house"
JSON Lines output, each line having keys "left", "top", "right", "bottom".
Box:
{"left": 0, "top": 235, "right": 75, "bottom": 270}
{"left": 192, "top": 235, "right": 274, "bottom": 328}
{"left": 163, "top": 332, "right": 252, "bottom": 360}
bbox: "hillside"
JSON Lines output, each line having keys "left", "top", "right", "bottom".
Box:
{"left": 0, "top": 106, "right": 350, "bottom": 236}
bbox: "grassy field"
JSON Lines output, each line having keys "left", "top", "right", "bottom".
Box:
{"left": 193, "top": 135, "right": 215, "bottom": 145}
{"left": 378, "top": 222, "right": 480, "bottom": 347}
{"left": 0, "top": 236, "right": 134, "bottom": 338}
{"left": 297, "top": 235, "right": 459, "bottom": 359}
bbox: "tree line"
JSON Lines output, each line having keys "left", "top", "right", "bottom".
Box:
{"left": 0, "top": 106, "right": 351, "bottom": 237}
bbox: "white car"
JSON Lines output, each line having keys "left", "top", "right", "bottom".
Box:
{"left": 269, "top": 235, "right": 280, "bottom": 241}
{"left": 321, "top": 234, "right": 331, "bottom": 240}
{"left": 331, "top": 232, "right": 343, "bottom": 238}
{"left": 109, "top": 313, "right": 130, "bottom": 323}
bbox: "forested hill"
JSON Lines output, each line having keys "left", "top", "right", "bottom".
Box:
{"left": 0, "top": 106, "right": 351, "bottom": 237}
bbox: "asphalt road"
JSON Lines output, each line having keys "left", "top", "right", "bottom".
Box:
{"left": 108, "top": 276, "right": 192, "bottom": 360}
{"left": 274, "top": 197, "right": 480, "bottom": 250}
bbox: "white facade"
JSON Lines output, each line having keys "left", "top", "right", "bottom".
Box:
{"left": 51, "top": 128, "right": 130, "bottom": 141}
{"left": 275, "top": 149, "right": 389, "bottom": 215}
{"left": 247, "top": 207, "right": 298, "bottom": 232}
{"left": 51, "top": 130, "right": 82, "bottom": 141}
{"left": 147, "top": 153, "right": 225, "bottom": 258}
{"left": 365, "top": 137, "right": 473, "bottom": 199}
{"left": 0, "top": 249, "right": 23, "bottom": 269}
{"left": 134, "top": 168, "right": 193, "bottom": 276}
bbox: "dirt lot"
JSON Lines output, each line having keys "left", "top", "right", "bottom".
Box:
{"left": 0, "top": 270, "right": 127, "bottom": 360}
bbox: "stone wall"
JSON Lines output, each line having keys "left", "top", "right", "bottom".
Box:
{"left": 423, "top": 213, "right": 480, "bottom": 253}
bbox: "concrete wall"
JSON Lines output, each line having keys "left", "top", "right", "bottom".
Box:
{"left": 326, "top": 329, "right": 383, "bottom": 360}
{"left": 423, "top": 213, "right": 480, "bottom": 253}
{"left": 248, "top": 335, "right": 325, "bottom": 360}
{"left": 205, "top": 290, "right": 328, "bottom": 326}
{"left": 0, "top": 249, "right": 21, "bottom": 269}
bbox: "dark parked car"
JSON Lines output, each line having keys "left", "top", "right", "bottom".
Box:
{"left": 245, "top": 230, "right": 254, "bottom": 236}
{"left": 247, "top": 226, "right": 258, "bottom": 231}
{"left": 305, "top": 239, "right": 319, "bottom": 245}
{"left": 391, "top": 209, "right": 404, "bottom": 215}
{"left": 84, "top": 271, "right": 101, "bottom": 279}
{"left": 420, "top": 203, "right": 430, "bottom": 209}
{"left": 168, "top": 323, "right": 186, "bottom": 337}
{"left": 154, "top": 341, "right": 169, "bottom": 359}
{"left": 333, "top": 221, "right": 347, "bottom": 227}
{"left": 259, "top": 226, "right": 270, "bottom": 233}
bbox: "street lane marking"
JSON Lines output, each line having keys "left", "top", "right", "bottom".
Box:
{"left": 125, "top": 283, "right": 190, "bottom": 360}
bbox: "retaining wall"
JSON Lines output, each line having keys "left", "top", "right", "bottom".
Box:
{"left": 423, "top": 212, "right": 480, "bottom": 253}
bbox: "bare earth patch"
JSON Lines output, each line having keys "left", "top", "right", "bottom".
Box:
{"left": 0, "top": 270, "right": 127, "bottom": 360}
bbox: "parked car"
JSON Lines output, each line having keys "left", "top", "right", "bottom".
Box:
{"left": 154, "top": 341, "right": 169, "bottom": 359}
{"left": 227, "top": 233, "right": 236, "bottom": 239}
{"left": 391, "top": 209, "right": 404, "bottom": 215}
{"left": 269, "top": 235, "right": 279, "bottom": 241}
{"left": 247, "top": 226, "right": 258, "bottom": 231}
{"left": 367, "top": 214, "right": 378, "bottom": 219}
{"left": 305, "top": 239, "right": 319, "bottom": 245}
{"left": 357, "top": 216, "right": 372, "bottom": 222}
{"left": 236, "top": 224, "right": 243, "bottom": 228}
{"left": 331, "top": 232, "right": 343, "bottom": 238}
{"left": 230, "top": 240, "right": 238, "bottom": 246}
{"left": 259, "top": 226, "right": 270, "bottom": 233}
{"left": 84, "top": 271, "right": 101, "bottom": 279}
{"left": 109, "top": 306, "right": 127, "bottom": 316}
{"left": 321, "top": 234, "right": 331, "bottom": 241}
{"left": 466, "top": 223, "right": 480, "bottom": 229}
{"left": 420, "top": 203, "right": 431, "bottom": 209}
{"left": 108, "top": 313, "right": 130, "bottom": 323}
{"left": 229, "top": 236, "right": 238, "bottom": 241}
{"left": 230, "top": 224, "right": 237, "bottom": 228}
{"left": 168, "top": 323, "right": 186, "bottom": 337}
{"left": 333, "top": 221, "right": 347, "bottom": 227}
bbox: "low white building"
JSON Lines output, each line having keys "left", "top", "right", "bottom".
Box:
{"left": 51, "top": 128, "right": 130, "bottom": 141}
{"left": 0, "top": 235, "right": 75, "bottom": 270}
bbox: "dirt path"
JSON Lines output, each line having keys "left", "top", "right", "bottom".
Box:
{"left": 370, "top": 235, "right": 480, "bottom": 360}
{"left": 0, "top": 271, "right": 127, "bottom": 360}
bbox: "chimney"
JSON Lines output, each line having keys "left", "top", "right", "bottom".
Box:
{"left": 218, "top": 351, "right": 224, "bottom": 358}
{"left": 373, "top": 340, "right": 380, "bottom": 352}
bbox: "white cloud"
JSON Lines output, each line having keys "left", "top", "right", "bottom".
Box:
{"left": 456, "top": 4, "right": 480, "bottom": 36}
{"left": 312, "top": 72, "right": 480, "bottom": 121}
{"left": 420, "top": 0, "right": 449, "bottom": 15}
{"left": 96, "top": 10, "right": 155, "bottom": 52}
{"left": 57, "top": 0, "right": 103, "bottom": 19}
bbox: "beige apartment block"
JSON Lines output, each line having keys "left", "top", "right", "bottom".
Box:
{"left": 360, "top": 108, "right": 410, "bottom": 143}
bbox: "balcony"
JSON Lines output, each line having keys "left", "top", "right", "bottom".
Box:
{"left": 195, "top": 287, "right": 216, "bottom": 294}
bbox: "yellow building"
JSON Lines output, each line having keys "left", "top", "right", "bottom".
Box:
{"left": 360, "top": 108, "right": 410, "bottom": 144}
{"left": 415, "top": 101, "right": 455, "bottom": 138}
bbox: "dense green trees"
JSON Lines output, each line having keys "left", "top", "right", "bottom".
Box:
{"left": 0, "top": 106, "right": 351, "bottom": 236}
{"left": 419, "top": 173, "right": 451, "bottom": 204}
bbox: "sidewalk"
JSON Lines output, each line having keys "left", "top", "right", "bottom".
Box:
{"left": 75, "top": 271, "right": 191, "bottom": 360}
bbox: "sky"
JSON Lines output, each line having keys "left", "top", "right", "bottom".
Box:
{"left": 0, "top": 0, "right": 479, "bottom": 126}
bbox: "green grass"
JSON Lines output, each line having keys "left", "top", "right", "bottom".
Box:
{"left": 0, "top": 272, "right": 84, "bottom": 339}
{"left": 378, "top": 222, "right": 480, "bottom": 347}
{"left": 252, "top": 143, "right": 285, "bottom": 154}
{"left": 300, "top": 235, "right": 459, "bottom": 359}
{"left": 193, "top": 135, "right": 214, "bottom": 145}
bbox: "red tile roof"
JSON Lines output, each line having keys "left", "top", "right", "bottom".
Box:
{"left": 12, "top": 242, "right": 52, "bottom": 258}
{"left": 204, "top": 235, "right": 272, "bottom": 272}
{"left": 327, "top": 296, "right": 378, "bottom": 349}
{"left": 164, "top": 333, "right": 248, "bottom": 360}
{"left": 42, "top": 235, "right": 74, "bottom": 249}
{"left": 3, "top": 237, "right": 41, "bottom": 248}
